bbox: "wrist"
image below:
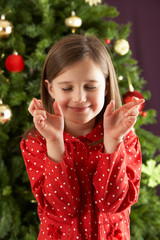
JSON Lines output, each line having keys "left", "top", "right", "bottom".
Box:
{"left": 103, "top": 136, "right": 123, "bottom": 154}
{"left": 46, "top": 137, "right": 64, "bottom": 145}
{"left": 46, "top": 138, "right": 65, "bottom": 163}
{"left": 104, "top": 134, "right": 123, "bottom": 144}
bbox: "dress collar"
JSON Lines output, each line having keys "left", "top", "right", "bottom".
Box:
{"left": 63, "top": 120, "right": 103, "bottom": 143}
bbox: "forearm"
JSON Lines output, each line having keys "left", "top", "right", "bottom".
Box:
{"left": 21, "top": 136, "right": 80, "bottom": 218}
{"left": 46, "top": 139, "right": 65, "bottom": 163}
{"left": 93, "top": 131, "right": 141, "bottom": 213}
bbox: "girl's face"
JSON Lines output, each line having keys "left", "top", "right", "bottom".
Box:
{"left": 45, "top": 57, "right": 107, "bottom": 132}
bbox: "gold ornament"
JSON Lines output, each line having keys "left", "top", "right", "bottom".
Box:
{"left": 85, "top": 0, "right": 102, "bottom": 6}
{"left": 0, "top": 99, "right": 12, "bottom": 124}
{"left": 0, "top": 15, "right": 12, "bottom": 37}
{"left": 65, "top": 11, "right": 82, "bottom": 33}
{"left": 114, "top": 39, "right": 130, "bottom": 55}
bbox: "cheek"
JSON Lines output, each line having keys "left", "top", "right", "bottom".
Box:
{"left": 95, "top": 90, "right": 106, "bottom": 104}
{"left": 55, "top": 95, "right": 69, "bottom": 109}
{"left": 91, "top": 93, "right": 105, "bottom": 111}
{"left": 98, "top": 97, "right": 105, "bottom": 110}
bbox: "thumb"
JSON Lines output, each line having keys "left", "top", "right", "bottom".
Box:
{"left": 104, "top": 100, "right": 115, "bottom": 118}
{"left": 53, "top": 101, "right": 63, "bottom": 117}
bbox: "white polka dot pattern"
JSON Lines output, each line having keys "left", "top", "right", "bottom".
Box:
{"left": 20, "top": 121, "right": 142, "bottom": 240}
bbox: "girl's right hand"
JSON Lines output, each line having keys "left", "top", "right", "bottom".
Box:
{"left": 28, "top": 98, "right": 64, "bottom": 143}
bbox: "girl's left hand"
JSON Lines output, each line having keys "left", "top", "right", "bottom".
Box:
{"left": 103, "top": 97, "right": 145, "bottom": 142}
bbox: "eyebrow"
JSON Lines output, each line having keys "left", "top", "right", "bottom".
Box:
{"left": 57, "top": 80, "right": 98, "bottom": 85}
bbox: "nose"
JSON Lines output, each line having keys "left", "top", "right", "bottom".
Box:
{"left": 72, "top": 88, "right": 86, "bottom": 103}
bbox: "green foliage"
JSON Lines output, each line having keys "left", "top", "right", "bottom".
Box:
{"left": 0, "top": 0, "right": 160, "bottom": 239}
{"left": 136, "top": 127, "right": 160, "bottom": 160}
{"left": 142, "top": 159, "right": 160, "bottom": 187}
{"left": 131, "top": 186, "right": 160, "bottom": 240}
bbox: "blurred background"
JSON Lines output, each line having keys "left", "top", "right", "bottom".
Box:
{"left": 0, "top": 0, "right": 160, "bottom": 239}
{"left": 106, "top": 0, "right": 160, "bottom": 136}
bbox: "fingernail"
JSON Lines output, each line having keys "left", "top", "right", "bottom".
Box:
{"left": 140, "top": 99, "right": 145, "bottom": 103}
{"left": 135, "top": 97, "right": 139, "bottom": 101}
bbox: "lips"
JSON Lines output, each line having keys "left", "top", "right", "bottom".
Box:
{"left": 69, "top": 106, "right": 90, "bottom": 112}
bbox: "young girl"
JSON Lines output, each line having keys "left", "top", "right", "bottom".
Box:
{"left": 20, "top": 34, "right": 144, "bottom": 240}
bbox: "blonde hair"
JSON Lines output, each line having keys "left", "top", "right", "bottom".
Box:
{"left": 41, "top": 34, "right": 122, "bottom": 119}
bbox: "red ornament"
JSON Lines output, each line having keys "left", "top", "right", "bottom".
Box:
{"left": 123, "top": 90, "right": 145, "bottom": 111}
{"left": 5, "top": 52, "right": 24, "bottom": 72}
{"left": 105, "top": 38, "right": 111, "bottom": 44}
{"left": 141, "top": 111, "right": 147, "bottom": 117}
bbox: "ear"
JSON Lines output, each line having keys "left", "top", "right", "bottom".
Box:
{"left": 44, "top": 79, "right": 55, "bottom": 99}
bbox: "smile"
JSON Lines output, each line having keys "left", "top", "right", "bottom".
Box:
{"left": 69, "top": 106, "right": 90, "bottom": 112}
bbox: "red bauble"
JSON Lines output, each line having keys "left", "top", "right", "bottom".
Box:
{"left": 105, "top": 38, "right": 111, "bottom": 44}
{"left": 123, "top": 90, "right": 145, "bottom": 111}
{"left": 141, "top": 111, "right": 147, "bottom": 117}
{"left": 5, "top": 53, "right": 25, "bottom": 72}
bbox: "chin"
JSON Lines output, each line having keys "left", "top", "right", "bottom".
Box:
{"left": 70, "top": 117, "right": 95, "bottom": 125}
{"left": 71, "top": 120, "right": 88, "bottom": 125}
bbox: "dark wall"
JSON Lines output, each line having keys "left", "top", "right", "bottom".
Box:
{"left": 105, "top": 0, "right": 160, "bottom": 136}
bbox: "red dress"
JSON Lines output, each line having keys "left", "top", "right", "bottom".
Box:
{"left": 20, "top": 121, "right": 142, "bottom": 240}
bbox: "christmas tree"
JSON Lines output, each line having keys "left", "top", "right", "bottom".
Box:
{"left": 0, "top": 0, "right": 160, "bottom": 239}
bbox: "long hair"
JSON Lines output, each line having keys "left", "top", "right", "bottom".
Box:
{"left": 23, "top": 34, "right": 122, "bottom": 138}
{"left": 41, "top": 34, "right": 122, "bottom": 116}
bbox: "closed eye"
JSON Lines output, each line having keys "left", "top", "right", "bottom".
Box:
{"left": 61, "top": 87, "right": 72, "bottom": 91}
{"left": 85, "top": 86, "right": 96, "bottom": 90}
{"left": 61, "top": 86, "right": 96, "bottom": 91}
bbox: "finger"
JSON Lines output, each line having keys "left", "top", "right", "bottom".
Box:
{"left": 132, "top": 96, "right": 140, "bottom": 102}
{"left": 125, "top": 116, "right": 137, "bottom": 128}
{"left": 28, "top": 100, "right": 36, "bottom": 116}
{"left": 33, "top": 98, "right": 45, "bottom": 111}
{"left": 125, "top": 107, "right": 139, "bottom": 117}
{"left": 53, "top": 101, "right": 63, "bottom": 117}
{"left": 124, "top": 98, "right": 145, "bottom": 110}
{"left": 33, "top": 110, "right": 47, "bottom": 119}
{"left": 33, "top": 115, "right": 45, "bottom": 129}
{"left": 104, "top": 100, "right": 115, "bottom": 118}
{"left": 37, "top": 99, "right": 42, "bottom": 104}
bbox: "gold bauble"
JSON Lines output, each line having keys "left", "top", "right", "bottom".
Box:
{"left": 65, "top": 11, "right": 82, "bottom": 33}
{"left": 0, "top": 15, "right": 12, "bottom": 37}
{"left": 114, "top": 39, "right": 130, "bottom": 55}
{"left": 0, "top": 100, "right": 12, "bottom": 124}
{"left": 85, "top": 0, "right": 102, "bottom": 6}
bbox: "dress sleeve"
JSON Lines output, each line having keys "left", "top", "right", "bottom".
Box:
{"left": 20, "top": 132, "right": 80, "bottom": 220}
{"left": 92, "top": 130, "right": 142, "bottom": 214}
